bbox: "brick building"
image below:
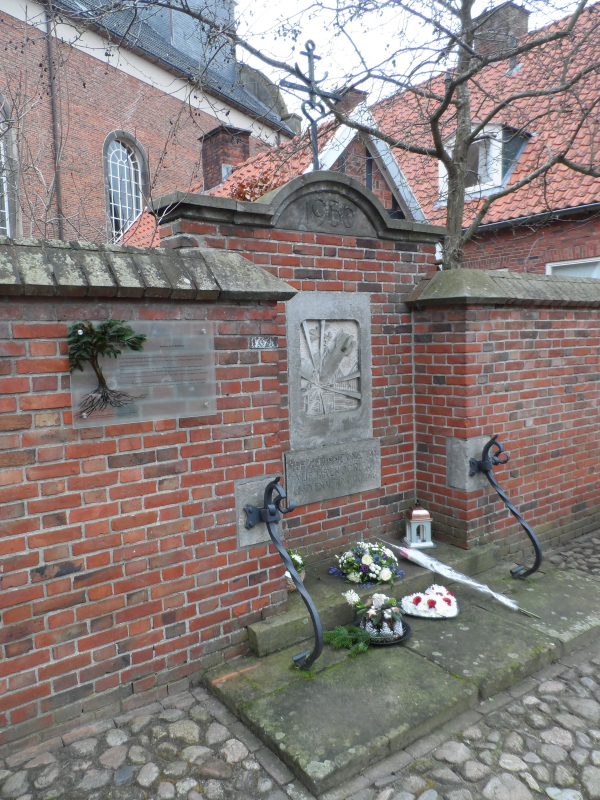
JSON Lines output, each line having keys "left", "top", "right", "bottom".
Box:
{"left": 0, "top": 0, "right": 297, "bottom": 243}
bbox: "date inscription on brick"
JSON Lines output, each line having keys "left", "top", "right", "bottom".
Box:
{"left": 249, "top": 335, "right": 278, "bottom": 350}
{"left": 70, "top": 320, "right": 216, "bottom": 428}
{"left": 285, "top": 439, "right": 381, "bottom": 506}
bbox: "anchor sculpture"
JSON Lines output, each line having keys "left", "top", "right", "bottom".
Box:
{"left": 469, "top": 435, "right": 543, "bottom": 578}
{"left": 244, "top": 478, "right": 323, "bottom": 669}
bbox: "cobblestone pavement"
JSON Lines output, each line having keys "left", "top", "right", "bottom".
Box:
{"left": 3, "top": 635, "right": 600, "bottom": 800}
{"left": 547, "top": 532, "right": 600, "bottom": 574}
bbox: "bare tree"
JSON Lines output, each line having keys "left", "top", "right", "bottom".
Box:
{"left": 71, "top": 0, "right": 600, "bottom": 268}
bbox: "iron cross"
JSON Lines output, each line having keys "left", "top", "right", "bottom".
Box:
{"left": 280, "top": 41, "right": 341, "bottom": 171}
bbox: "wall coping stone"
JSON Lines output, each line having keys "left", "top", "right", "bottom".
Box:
{"left": 0, "top": 238, "right": 296, "bottom": 301}
{"left": 407, "top": 268, "right": 600, "bottom": 307}
{"left": 150, "top": 172, "right": 446, "bottom": 243}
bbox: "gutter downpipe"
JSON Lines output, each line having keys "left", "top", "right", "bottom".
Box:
{"left": 45, "top": 5, "right": 65, "bottom": 240}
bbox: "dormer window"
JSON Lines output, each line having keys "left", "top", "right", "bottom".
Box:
{"left": 439, "top": 124, "right": 529, "bottom": 203}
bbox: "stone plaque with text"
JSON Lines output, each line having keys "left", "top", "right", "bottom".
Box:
{"left": 70, "top": 320, "right": 216, "bottom": 428}
{"left": 285, "top": 439, "right": 381, "bottom": 506}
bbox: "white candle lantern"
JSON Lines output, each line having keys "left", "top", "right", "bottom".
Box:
{"left": 403, "top": 502, "right": 435, "bottom": 549}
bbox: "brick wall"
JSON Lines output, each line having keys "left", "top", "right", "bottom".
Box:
{"left": 159, "top": 216, "right": 438, "bottom": 560}
{"left": 0, "top": 295, "right": 288, "bottom": 753}
{"left": 463, "top": 213, "right": 600, "bottom": 272}
{"left": 413, "top": 303, "right": 600, "bottom": 553}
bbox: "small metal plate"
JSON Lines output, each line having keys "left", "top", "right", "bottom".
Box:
{"left": 249, "top": 335, "right": 278, "bottom": 349}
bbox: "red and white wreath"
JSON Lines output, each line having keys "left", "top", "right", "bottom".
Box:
{"left": 401, "top": 584, "right": 458, "bottom": 618}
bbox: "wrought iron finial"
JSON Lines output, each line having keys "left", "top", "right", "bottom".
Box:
{"left": 280, "top": 40, "right": 342, "bottom": 171}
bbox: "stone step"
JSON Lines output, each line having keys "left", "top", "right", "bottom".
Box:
{"left": 206, "top": 559, "right": 600, "bottom": 796}
{"left": 248, "top": 540, "right": 499, "bottom": 657}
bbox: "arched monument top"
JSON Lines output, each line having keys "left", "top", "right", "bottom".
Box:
{"left": 150, "top": 171, "right": 445, "bottom": 243}
{"left": 255, "top": 172, "right": 409, "bottom": 238}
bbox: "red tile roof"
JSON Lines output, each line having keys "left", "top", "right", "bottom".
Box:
{"left": 214, "top": 3, "right": 600, "bottom": 228}
{"left": 208, "top": 126, "right": 329, "bottom": 200}
{"left": 121, "top": 211, "right": 161, "bottom": 248}
{"left": 372, "top": 3, "right": 600, "bottom": 226}
{"left": 137, "top": 3, "right": 600, "bottom": 239}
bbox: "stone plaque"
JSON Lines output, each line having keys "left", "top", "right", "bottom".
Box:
{"left": 276, "top": 190, "right": 377, "bottom": 236}
{"left": 287, "top": 292, "right": 372, "bottom": 450}
{"left": 235, "top": 476, "right": 272, "bottom": 547}
{"left": 70, "top": 320, "right": 216, "bottom": 428}
{"left": 285, "top": 439, "right": 381, "bottom": 506}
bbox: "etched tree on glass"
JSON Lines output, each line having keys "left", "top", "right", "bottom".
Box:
{"left": 68, "top": 320, "right": 146, "bottom": 420}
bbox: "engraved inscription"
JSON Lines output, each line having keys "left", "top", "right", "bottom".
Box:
{"left": 300, "top": 319, "right": 360, "bottom": 416}
{"left": 285, "top": 440, "right": 381, "bottom": 506}
{"left": 303, "top": 198, "right": 355, "bottom": 229}
{"left": 276, "top": 191, "right": 377, "bottom": 236}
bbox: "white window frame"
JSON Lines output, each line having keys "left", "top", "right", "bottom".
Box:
{"left": 545, "top": 257, "right": 600, "bottom": 279}
{"left": 438, "top": 124, "right": 505, "bottom": 202}
{"left": 0, "top": 136, "right": 10, "bottom": 237}
{"left": 107, "top": 139, "right": 143, "bottom": 241}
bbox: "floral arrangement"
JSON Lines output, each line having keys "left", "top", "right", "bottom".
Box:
{"left": 401, "top": 584, "right": 458, "bottom": 618}
{"left": 323, "top": 591, "right": 405, "bottom": 655}
{"left": 344, "top": 590, "right": 404, "bottom": 638}
{"left": 334, "top": 541, "right": 401, "bottom": 585}
{"left": 286, "top": 549, "right": 306, "bottom": 574}
{"left": 284, "top": 549, "right": 306, "bottom": 591}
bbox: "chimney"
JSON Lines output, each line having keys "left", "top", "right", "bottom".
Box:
{"left": 201, "top": 125, "right": 251, "bottom": 191}
{"left": 281, "top": 113, "right": 302, "bottom": 136}
{"left": 473, "top": 2, "right": 530, "bottom": 56}
{"left": 335, "top": 87, "right": 369, "bottom": 116}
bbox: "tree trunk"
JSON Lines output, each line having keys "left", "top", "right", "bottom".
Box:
{"left": 90, "top": 356, "right": 107, "bottom": 390}
{"left": 442, "top": 0, "right": 474, "bottom": 270}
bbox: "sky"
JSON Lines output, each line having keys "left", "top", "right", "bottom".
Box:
{"left": 233, "top": 0, "right": 585, "bottom": 118}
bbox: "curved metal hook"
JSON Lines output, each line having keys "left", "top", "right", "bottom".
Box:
{"left": 245, "top": 478, "right": 323, "bottom": 670}
{"left": 470, "top": 435, "right": 542, "bottom": 579}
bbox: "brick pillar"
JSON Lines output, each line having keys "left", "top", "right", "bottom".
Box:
{"left": 409, "top": 269, "right": 600, "bottom": 557}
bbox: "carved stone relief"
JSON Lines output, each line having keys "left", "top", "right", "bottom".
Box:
{"left": 286, "top": 292, "right": 372, "bottom": 451}
{"left": 300, "top": 319, "right": 360, "bottom": 416}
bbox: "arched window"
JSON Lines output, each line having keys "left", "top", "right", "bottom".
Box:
{"left": 106, "top": 139, "right": 142, "bottom": 240}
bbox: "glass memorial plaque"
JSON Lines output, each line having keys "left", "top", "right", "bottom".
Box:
{"left": 70, "top": 320, "right": 216, "bottom": 428}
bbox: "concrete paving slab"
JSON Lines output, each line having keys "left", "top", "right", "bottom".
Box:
{"left": 404, "top": 604, "right": 560, "bottom": 698}
{"left": 462, "top": 564, "right": 600, "bottom": 654}
{"left": 208, "top": 644, "right": 477, "bottom": 795}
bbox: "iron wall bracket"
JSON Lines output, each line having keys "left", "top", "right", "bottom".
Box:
{"left": 244, "top": 477, "right": 323, "bottom": 669}
{"left": 469, "top": 435, "right": 543, "bottom": 579}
